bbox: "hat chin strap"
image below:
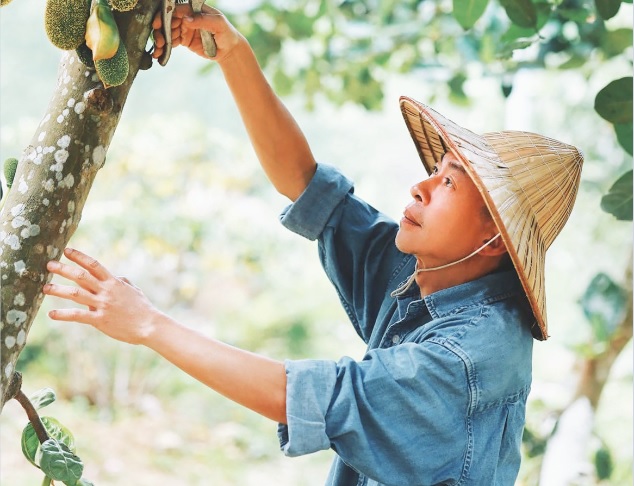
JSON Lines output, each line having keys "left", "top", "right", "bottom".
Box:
{"left": 391, "top": 233, "right": 501, "bottom": 297}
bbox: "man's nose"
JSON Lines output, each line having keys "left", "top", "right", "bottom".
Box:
{"left": 410, "top": 179, "right": 430, "bottom": 204}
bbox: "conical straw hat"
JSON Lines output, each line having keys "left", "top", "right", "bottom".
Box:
{"left": 399, "top": 96, "right": 584, "bottom": 340}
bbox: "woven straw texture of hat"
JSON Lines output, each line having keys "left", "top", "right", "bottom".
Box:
{"left": 399, "top": 96, "right": 583, "bottom": 340}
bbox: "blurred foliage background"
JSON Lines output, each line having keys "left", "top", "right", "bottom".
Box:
{"left": 0, "top": 0, "right": 632, "bottom": 484}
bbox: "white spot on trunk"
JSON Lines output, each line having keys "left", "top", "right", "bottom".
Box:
{"left": 68, "top": 201, "right": 75, "bottom": 213}
{"left": 40, "top": 113, "right": 51, "bottom": 126}
{"left": 16, "top": 330, "right": 26, "bottom": 346}
{"left": 54, "top": 149, "right": 69, "bottom": 164}
{"left": 57, "top": 135, "right": 71, "bottom": 148}
{"left": 14, "top": 293, "right": 25, "bottom": 306}
{"left": 47, "top": 245, "right": 59, "bottom": 258}
{"left": 43, "top": 179, "right": 55, "bottom": 192}
{"left": 7, "top": 309, "right": 27, "bottom": 327}
{"left": 74, "top": 102, "right": 86, "bottom": 114}
{"left": 4, "top": 234, "right": 20, "bottom": 250}
{"left": 4, "top": 336, "right": 16, "bottom": 349}
{"left": 4, "top": 363, "right": 13, "bottom": 379}
{"left": 60, "top": 173, "right": 75, "bottom": 188}
{"left": 43, "top": 198, "right": 50, "bottom": 206}
{"left": 18, "top": 180, "right": 28, "bottom": 194}
{"left": 11, "top": 216, "right": 26, "bottom": 228}
{"left": 57, "top": 115, "right": 64, "bottom": 123}
{"left": 14, "top": 260, "right": 26, "bottom": 275}
{"left": 38, "top": 131, "right": 46, "bottom": 142}
{"left": 67, "top": 98, "right": 76, "bottom": 107}
{"left": 92, "top": 145, "right": 106, "bottom": 167}
{"left": 10, "top": 204, "right": 25, "bottom": 217}
{"left": 62, "top": 108, "right": 70, "bottom": 117}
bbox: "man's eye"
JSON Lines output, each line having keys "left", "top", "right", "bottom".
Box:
{"left": 444, "top": 177, "right": 453, "bottom": 187}
{"left": 432, "top": 166, "right": 439, "bottom": 175}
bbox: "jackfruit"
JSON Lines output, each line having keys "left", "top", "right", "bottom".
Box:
{"left": 109, "top": 0, "right": 138, "bottom": 12}
{"left": 85, "top": 0, "right": 120, "bottom": 61}
{"left": 95, "top": 41, "right": 129, "bottom": 88}
{"left": 4, "top": 158, "right": 18, "bottom": 188}
{"left": 44, "top": 0, "right": 91, "bottom": 51}
{"left": 76, "top": 42, "right": 95, "bottom": 68}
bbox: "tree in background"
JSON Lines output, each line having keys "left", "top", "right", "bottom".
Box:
{"left": 0, "top": 0, "right": 631, "bottom": 483}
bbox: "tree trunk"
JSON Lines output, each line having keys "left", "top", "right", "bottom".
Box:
{"left": 573, "top": 253, "right": 633, "bottom": 408}
{"left": 539, "top": 253, "right": 632, "bottom": 484}
{"left": 0, "top": 0, "right": 160, "bottom": 410}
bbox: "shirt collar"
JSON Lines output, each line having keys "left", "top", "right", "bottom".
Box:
{"left": 396, "top": 270, "right": 526, "bottom": 320}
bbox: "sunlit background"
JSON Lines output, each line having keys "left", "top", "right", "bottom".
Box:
{"left": 1, "top": 0, "right": 631, "bottom": 484}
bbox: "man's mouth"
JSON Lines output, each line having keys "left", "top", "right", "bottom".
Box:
{"left": 401, "top": 210, "right": 419, "bottom": 227}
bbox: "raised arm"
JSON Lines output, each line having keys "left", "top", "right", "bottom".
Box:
{"left": 152, "top": 6, "right": 316, "bottom": 201}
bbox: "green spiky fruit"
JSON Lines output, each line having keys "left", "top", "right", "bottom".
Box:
{"left": 44, "top": 0, "right": 91, "bottom": 50}
{"left": 85, "top": 0, "right": 120, "bottom": 61}
{"left": 109, "top": 0, "right": 138, "bottom": 12}
{"left": 95, "top": 41, "right": 129, "bottom": 88}
{"left": 76, "top": 42, "right": 95, "bottom": 68}
{"left": 4, "top": 158, "right": 18, "bottom": 188}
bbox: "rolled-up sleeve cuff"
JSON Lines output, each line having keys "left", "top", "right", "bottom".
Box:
{"left": 279, "top": 163, "right": 354, "bottom": 241}
{"left": 278, "top": 359, "right": 337, "bottom": 457}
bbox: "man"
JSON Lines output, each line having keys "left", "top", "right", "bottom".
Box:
{"left": 43, "top": 6, "right": 584, "bottom": 485}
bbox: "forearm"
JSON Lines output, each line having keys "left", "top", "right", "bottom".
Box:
{"left": 144, "top": 312, "right": 288, "bottom": 424}
{"left": 218, "top": 40, "right": 316, "bottom": 201}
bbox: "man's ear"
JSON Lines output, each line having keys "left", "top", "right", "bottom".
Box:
{"left": 478, "top": 233, "right": 508, "bottom": 257}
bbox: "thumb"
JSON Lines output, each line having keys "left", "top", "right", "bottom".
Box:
{"left": 182, "top": 13, "right": 217, "bottom": 31}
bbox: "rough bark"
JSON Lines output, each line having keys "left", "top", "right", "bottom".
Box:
{"left": 0, "top": 0, "right": 161, "bottom": 410}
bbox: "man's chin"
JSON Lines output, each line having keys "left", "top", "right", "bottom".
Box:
{"left": 394, "top": 232, "right": 413, "bottom": 254}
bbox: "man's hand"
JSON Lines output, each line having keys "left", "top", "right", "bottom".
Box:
{"left": 151, "top": 4, "right": 243, "bottom": 62}
{"left": 43, "top": 247, "right": 161, "bottom": 345}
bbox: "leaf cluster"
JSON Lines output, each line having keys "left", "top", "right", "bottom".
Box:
{"left": 20, "top": 388, "right": 94, "bottom": 486}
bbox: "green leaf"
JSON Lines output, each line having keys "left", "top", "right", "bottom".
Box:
{"left": 601, "top": 170, "right": 633, "bottom": 220}
{"left": 557, "top": 6, "right": 592, "bottom": 21}
{"left": 22, "top": 417, "right": 76, "bottom": 468}
{"left": 448, "top": 72, "right": 469, "bottom": 104}
{"left": 595, "top": 0, "right": 621, "bottom": 19}
{"left": 522, "top": 427, "right": 547, "bottom": 457}
{"left": 594, "top": 77, "right": 633, "bottom": 124}
{"left": 581, "top": 272, "right": 627, "bottom": 342}
{"left": 557, "top": 54, "right": 587, "bottom": 70}
{"left": 615, "top": 122, "right": 633, "bottom": 155}
{"left": 453, "top": 0, "right": 490, "bottom": 29}
{"left": 600, "top": 28, "right": 633, "bottom": 58}
{"left": 22, "top": 423, "right": 41, "bottom": 467}
{"left": 499, "top": 0, "right": 538, "bottom": 28}
{"left": 76, "top": 478, "right": 95, "bottom": 486}
{"left": 28, "top": 388, "right": 56, "bottom": 410}
{"left": 39, "top": 439, "right": 83, "bottom": 485}
{"left": 595, "top": 445, "right": 614, "bottom": 480}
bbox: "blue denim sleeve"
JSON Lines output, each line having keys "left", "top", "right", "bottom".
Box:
{"left": 279, "top": 163, "right": 354, "bottom": 241}
{"left": 278, "top": 342, "right": 471, "bottom": 484}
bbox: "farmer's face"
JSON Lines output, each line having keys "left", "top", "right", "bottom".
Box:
{"left": 395, "top": 152, "right": 497, "bottom": 266}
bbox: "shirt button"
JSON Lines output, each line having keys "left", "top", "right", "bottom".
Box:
{"left": 392, "top": 335, "right": 401, "bottom": 344}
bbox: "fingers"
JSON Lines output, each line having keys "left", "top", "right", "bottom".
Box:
{"left": 48, "top": 308, "right": 97, "bottom": 325}
{"left": 43, "top": 282, "right": 98, "bottom": 308}
{"left": 62, "top": 247, "right": 112, "bottom": 281}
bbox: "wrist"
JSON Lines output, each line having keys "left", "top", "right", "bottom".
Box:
{"left": 217, "top": 35, "right": 253, "bottom": 69}
{"left": 139, "top": 310, "right": 172, "bottom": 347}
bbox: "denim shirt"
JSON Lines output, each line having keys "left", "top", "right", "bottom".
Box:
{"left": 277, "top": 164, "right": 534, "bottom": 486}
